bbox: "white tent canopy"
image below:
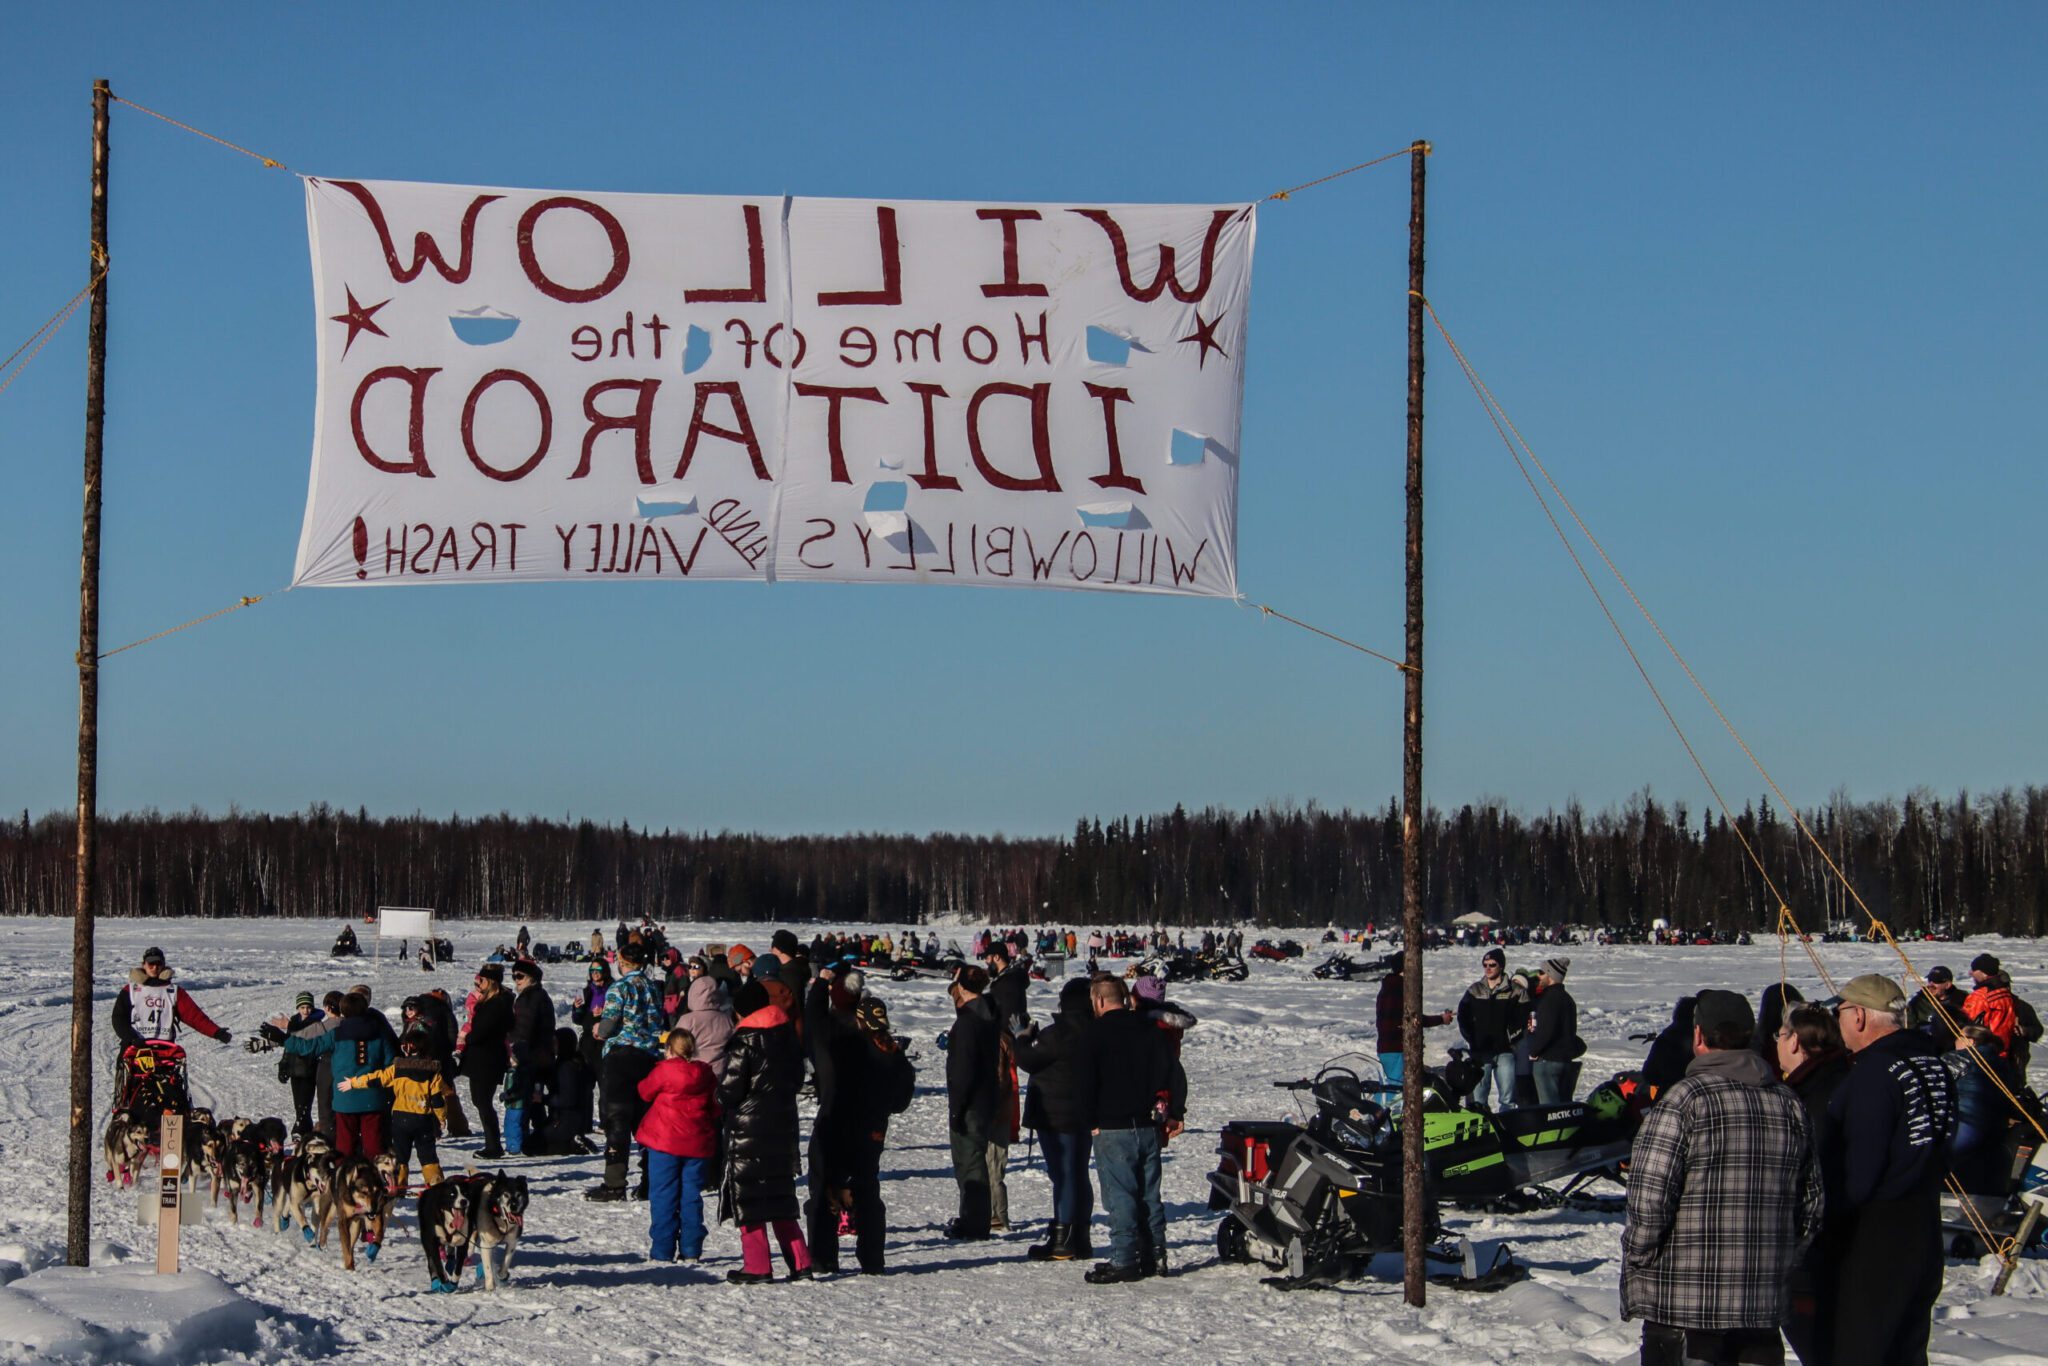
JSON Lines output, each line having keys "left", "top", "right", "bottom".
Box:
{"left": 1451, "top": 911, "right": 1498, "bottom": 927}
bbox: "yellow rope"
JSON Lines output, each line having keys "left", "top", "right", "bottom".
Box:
{"left": 1266, "top": 142, "right": 1428, "bottom": 202}
{"left": 96, "top": 592, "right": 278, "bottom": 662}
{"left": 1253, "top": 603, "right": 1412, "bottom": 672}
{"left": 1423, "top": 298, "right": 2048, "bottom": 1165}
{"left": 0, "top": 266, "right": 104, "bottom": 400}
{"left": 110, "top": 95, "right": 291, "bottom": 172}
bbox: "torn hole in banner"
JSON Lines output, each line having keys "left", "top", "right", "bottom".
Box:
{"left": 882, "top": 519, "right": 938, "bottom": 556}
{"left": 863, "top": 480, "right": 909, "bottom": 513}
{"left": 1169, "top": 428, "right": 1210, "bottom": 466}
{"left": 1085, "top": 325, "right": 1150, "bottom": 367}
{"left": 635, "top": 486, "right": 698, "bottom": 519}
{"left": 1075, "top": 501, "right": 1151, "bottom": 531}
{"left": 681, "top": 324, "right": 712, "bottom": 374}
{"left": 448, "top": 305, "right": 520, "bottom": 346}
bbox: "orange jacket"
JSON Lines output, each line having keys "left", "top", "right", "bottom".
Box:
{"left": 1964, "top": 985, "right": 2019, "bottom": 1047}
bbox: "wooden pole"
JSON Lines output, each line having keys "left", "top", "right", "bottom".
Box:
{"left": 67, "top": 77, "right": 111, "bottom": 1269}
{"left": 1399, "top": 137, "right": 1429, "bottom": 1308}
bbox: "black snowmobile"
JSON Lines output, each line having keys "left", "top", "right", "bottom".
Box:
{"left": 1209, "top": 1054, "right": 1640, "bottom": 1288}
{"left": 330, "top": 925, "right": 360, "bottom": 957}
{"left": 1312, "top": 951, "right": 1398, "bottom": 982}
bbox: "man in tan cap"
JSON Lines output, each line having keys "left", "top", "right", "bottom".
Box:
{"left": 1813, "top": 973, "right": 1957, "bottom": 1366}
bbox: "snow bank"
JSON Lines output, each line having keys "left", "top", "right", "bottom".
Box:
{"left": 0, "top": 1267, "right": 261, "bottom": 1364}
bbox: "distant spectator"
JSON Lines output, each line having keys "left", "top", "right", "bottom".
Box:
{"left": 1962, "top": 954, "right": 2019, "bottom": 1050}
{"left": 587, "top": 939, "right": 664, "bottom": 1202}
{"left": 943, "top": 965, "right": 1001, "bottom": 1241}
{"left": 1638, "top": 996, "right": 1696, "bottom": 1096}
{"left": 718, "top": 979, "right": 811, "bottom": 1284}
{"left": 1905, "top": 965, "right": 1969, "bottom": 1037}
{"left": 1526, "top": 958, "right": 1582, "bottom": 1105}
{"left": 1077, "top": 976, "right": 1186, "bottom": 1284}
{"left": 1457, "top": 948, "right": 1528, "bottom": 1108}
{"left": 638, "top": 1028, "right": 718, "bottom": 1263}
{"left": 458, "top": 965, "right": 513, "bottom": 1160}
{"left": 1014, "top": 977, "right": 1097, "bottom": 1262}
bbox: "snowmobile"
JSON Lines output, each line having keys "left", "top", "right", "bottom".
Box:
{"left": 1209, "top": 1054, "right": 1639, "bottom": 1288}
{"left": 1248, "top": 938, "right": 1304, "bottom": 962}
{"left": 1311, "top": 951, "right": 1398, "bottom": 982}
{"left": 330, "top": 926, "right": 361, "bottom": 957}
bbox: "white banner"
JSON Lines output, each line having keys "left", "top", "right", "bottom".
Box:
{"left": 294, "top": 178, "right": 1253, "bottom": 596}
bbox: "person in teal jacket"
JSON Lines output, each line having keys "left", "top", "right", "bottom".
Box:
{"left": 282, "top": 992, "right": 395, "bottom": 1157}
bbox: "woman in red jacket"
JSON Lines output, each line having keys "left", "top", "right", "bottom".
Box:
{"left": 637, "top": 1029, "right": 719, "bottom": 1262}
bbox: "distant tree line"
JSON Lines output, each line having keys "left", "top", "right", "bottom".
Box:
{"left": 1, "top": 788, "right": 2044, "bottom": 935}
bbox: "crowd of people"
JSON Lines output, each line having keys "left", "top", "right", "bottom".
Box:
{"left": 225, "top": 923, "right": 1196, "bottom": 1287}
{"left": 1379, "top": 944, "right": 2040, "bottom": 1366}
{"left": 111, "top": 923, "right": 2042, "bottom": 1357}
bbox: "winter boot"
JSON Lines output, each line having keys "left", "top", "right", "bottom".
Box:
{"left": 420, "top": 1163, "right": 444, "bottom": 1190}
{"left": 1084, "top": 1260, "right": 1144, "bottom": 1284}
{"left": 1048, "top": 1222, "right": 1091, "bottom": 1261}
{"left": 1026, "top": 1223, "right": 1066, "bottom": 1261}
{"left": 393, "top": 1164, "right": 409, "bottom": 1194}
{"left": 586, "top": 1154, "right": 629, "bottom": 1202}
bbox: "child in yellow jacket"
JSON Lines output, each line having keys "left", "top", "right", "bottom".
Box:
{"left": 338, "top": 1032, "right": 454, "bottom": 1190}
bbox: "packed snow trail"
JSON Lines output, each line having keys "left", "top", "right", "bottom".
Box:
{"left": 0, "top": 918, "right": 2041, "bottom": 1364}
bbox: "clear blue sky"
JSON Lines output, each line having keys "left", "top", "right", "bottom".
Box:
{"left": 3, "top": 5, "right": 2043, "bottom": 836}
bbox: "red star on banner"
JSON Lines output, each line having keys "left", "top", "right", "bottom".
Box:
{"left": 329, "top": 287, "right": 390, "bottom": 357}
{"left": 1177, "top": 310, "right": 1229, "bottom": 369}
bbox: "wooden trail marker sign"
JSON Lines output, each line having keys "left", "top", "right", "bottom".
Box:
{"left": 156, "top": 1112, "right": 181, "bottom": 1273}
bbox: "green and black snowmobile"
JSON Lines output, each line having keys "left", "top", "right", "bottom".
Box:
{"left": 1209, "top": 1053, "right": 1643, "bottom": 1288}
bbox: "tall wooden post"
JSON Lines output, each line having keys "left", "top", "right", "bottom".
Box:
{"left": 68, "top": 77, "right": 111, "bottom": 1269}
{"left": 1399, "top": 138, "right": 1429, "bottom": 1307}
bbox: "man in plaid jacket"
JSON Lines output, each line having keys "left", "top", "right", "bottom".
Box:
{"left": 1622, "top": 989, "right": 1823, "bottom": 1366}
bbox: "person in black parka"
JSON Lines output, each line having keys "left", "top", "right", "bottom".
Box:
{"left": 943, "top": 965, "right": 1003, "bottom": 1241}
{"left": 803, "top": 972, "right": 907, "bottom": 1274}
{"left": 459, "top": 965, "right": 515, "bottom": 1159}
{"left": 718, "top": 979, "right": 813, "bottom": 1283}
{"left": 1012, "top": 976, "right": 1096, "bottom": 1261}
{"left": 1639, "top": 996, "right": 1697, "bottom": 1096}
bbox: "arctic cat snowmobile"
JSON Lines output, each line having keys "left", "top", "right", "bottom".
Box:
{"left": 1209, "top": 1054, "right": 1641, "bottom": 1288}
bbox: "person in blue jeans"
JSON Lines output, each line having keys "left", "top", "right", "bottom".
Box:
{"left": 636, "top": 1030, "right": 719, "bottom": 1261}
{"left": 1526, "top": 958, "right": 1580, "bottom": 1106}
{"left": 1013, "top": 977, "right": 1098, "bottom": 1261}
{"left": 1456, "top": 947, "right": 1528, "bottom": 1110}
{"left": 1075, "top": 976, "right": 1187, "bottom": 1283}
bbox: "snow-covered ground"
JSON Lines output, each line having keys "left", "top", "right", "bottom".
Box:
{"left": 0, "top": 917, "right": 2042, "bottom": 1365}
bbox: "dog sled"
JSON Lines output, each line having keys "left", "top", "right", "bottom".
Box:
{"left": 113, "top": 1040, "right": 190, "bottom": 1130}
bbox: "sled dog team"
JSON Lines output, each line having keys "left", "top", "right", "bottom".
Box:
{"left": 104, "top": 1105, "right": 526, "bottom": 1291}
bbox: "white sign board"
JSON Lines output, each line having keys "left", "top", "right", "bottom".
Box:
{"left": 377, "top": 906, "right": 435, "bottom": 939}
{"left": 294, "top": 179, "right": 1253, "bottom": 597}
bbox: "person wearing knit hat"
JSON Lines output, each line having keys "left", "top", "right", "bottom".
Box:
{"left": 1968, "top": 953, "right": 2001, "bottom": 985}
{"left": 1526, "top": 958, "right": 1581, "bottom": 1105}
{"left": 295, "top": 991, "right": 316, "bottom": 1011}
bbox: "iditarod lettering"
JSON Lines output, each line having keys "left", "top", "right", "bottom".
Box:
{"left": 351, "top": 371, "right": 1153, "bottom": 497}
